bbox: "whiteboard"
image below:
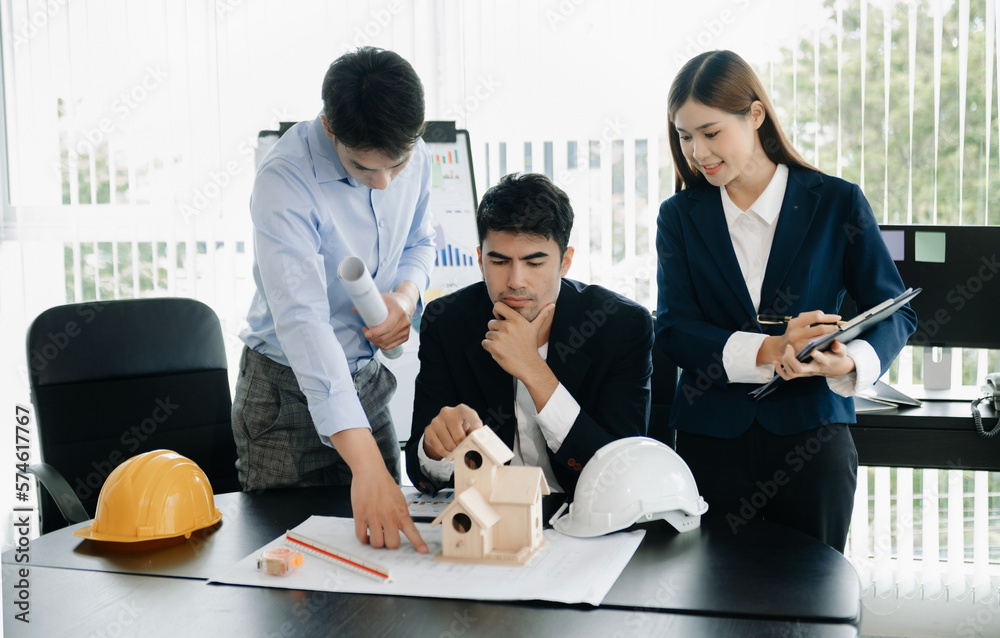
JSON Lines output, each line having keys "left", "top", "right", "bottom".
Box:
{"left": 423, "top": 123, "right": 482, "bottom": 299}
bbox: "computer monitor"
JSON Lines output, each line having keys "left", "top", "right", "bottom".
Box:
{"left": 840, "top": 225, "right": 1000, "bottom": 349}
{"left": 840, "top": 224, "right": 999, "bottom": 394}
{"left": 872, "top": 225, "right": 1000, "bottom": 350}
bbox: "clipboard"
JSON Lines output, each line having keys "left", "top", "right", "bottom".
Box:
{"left": 749, "top": 287, "right": 921, "bottom": 401}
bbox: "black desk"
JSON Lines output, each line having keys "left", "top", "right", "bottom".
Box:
{"left": 2, "top": 488, "right": 860, "bottom": 637}
{"left": 2, "top": 564, "right": 858, "bottom": 638}
{"left": 853, "top": 400, "right": 999, "bottom": 470}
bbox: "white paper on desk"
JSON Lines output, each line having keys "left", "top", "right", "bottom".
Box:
{"left": 207, "top": 515, "right": 644, "bottom": 606}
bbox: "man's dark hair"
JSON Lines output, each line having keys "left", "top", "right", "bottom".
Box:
{"left": 321, "top": 47, "right": 425, "bottom": 158}
{"left": 476, "top": 173, "right": 574, "bottom": 255}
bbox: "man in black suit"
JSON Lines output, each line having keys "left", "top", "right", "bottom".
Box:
{"left": 406, "top": 173, "right": 654, "bottom": 495}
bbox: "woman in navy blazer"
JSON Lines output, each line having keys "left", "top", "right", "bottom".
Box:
{"left": 656, "top": 50, "right": 916, "bottom": 551}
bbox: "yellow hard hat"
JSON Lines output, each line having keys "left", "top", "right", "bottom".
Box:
{"left": 74, "top": 449, "right": 223, "bottom": 542}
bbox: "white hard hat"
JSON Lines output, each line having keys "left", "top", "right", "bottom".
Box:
{"left": 552, "top": 437, "right": 708, "bottom": 537}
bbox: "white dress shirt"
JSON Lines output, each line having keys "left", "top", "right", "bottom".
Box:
{"left": 417, "top": 342, "right": 579, "bottom": 492}
{"left": 720, "top": 164, "right": 879, "bottom": 395}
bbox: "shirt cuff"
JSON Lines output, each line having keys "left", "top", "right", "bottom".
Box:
{"left": 394, "top": 273, "right": 429, "bottom": 321}
{"left": 417, "top": 433, "right": 456, "bottom": 483}
{"left": 724, "top": 332, "right": 774, "bottom": 383}
{"left": 534, "top": 383, "right": 580, "bottom": 453}
{"left": 393, "top": 267, "right": 430, "bottom": 299}
{"left": 826, "top": 339, "right": 879, "bottom": 397}
{"left": 308, "top": 389, "right": 371, "bottom": 447}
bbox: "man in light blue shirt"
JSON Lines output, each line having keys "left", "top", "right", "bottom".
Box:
{"left": 233, "top": 48, "right": 434, "bottom": 553}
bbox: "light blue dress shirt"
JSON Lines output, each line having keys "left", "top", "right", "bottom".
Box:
{"left": 241, "top": 115, "right": 435, "bottom": 445}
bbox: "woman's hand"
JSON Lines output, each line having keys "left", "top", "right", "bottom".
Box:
{"left": 773, "top": 339, "right": 856, "bottom": 380}
{"left": 758, "top": 310, "right": 856, "bottom": 379}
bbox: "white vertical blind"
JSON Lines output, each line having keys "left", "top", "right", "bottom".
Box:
{"left": 860, "top": 0, "right": 867, "bottom": 193}
{"left": 851, "top": 467, "right": 871, "bottom": 585}
{"left": 813, "top": 1, "right": 820, "bottom": 167}
{"left": 947, "top": 469, "right": 968, "bottom": 597}
{"left": 973, "top": 470, "right": 992, "bottom": 597}
{"left": 923, "top": 468, "right": 942, "bottom": 598}
{"left": 647, "top": 129, "right": 660, "bottom": 272}
{"left": 623, "top": 136, "right": 636, "bottom": 297}
{"left": 907, "top": 1, "right": 916, "bottom": 223}
{"left": 882, "top": 1, "right": 891, "bottom": 222}
{"left": 932, "top": 0, "right": 943, "bottom": 223}
{"left": 836, "top": 2, "right": 844, "bottom": 179}
{"left": 896, "top": 467, "right": 915, "bottom": 597}
{"left": 873, "top": 467, "right": 894, "bottom": 592}
{"left": 793, "top": 6, "right": 799, "bottom": 151}
{"left": 959, "top": 0, "right": 970, "bottom": 224}
{"left": 991, "top": 0, "right": 997, "bottom": 224}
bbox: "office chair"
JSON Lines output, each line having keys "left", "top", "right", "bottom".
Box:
{"left": 26, "top": 297, "right": 240, "bottom": 535}
{"left": 648, "top": 331, "right": 679, "bottom": 450}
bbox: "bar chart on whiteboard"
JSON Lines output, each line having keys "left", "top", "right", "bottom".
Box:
{"left": 425, "top": 130, "right": 481, "bottom": 301}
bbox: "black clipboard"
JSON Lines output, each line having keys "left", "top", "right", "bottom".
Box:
{"left": 749, "top": 287, "right": 921, "bottom": 401}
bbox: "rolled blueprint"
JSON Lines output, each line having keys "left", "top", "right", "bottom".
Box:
{"left": 337, "top": 256, "right": 403, "bottom": 360}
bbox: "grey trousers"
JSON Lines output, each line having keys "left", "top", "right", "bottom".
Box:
{"left": 232, "top": 346, "right": 400, "bottom": 491}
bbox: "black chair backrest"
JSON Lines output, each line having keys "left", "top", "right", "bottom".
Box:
{"left": 649, "top": 333, "right": 679, "bottom": 449}
{"left": 27, "top": 298, "right": 239, "bottom": 531}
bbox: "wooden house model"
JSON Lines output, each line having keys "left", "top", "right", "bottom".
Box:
{"left": 431, "top": 427, "right": 550, "bottom": 565}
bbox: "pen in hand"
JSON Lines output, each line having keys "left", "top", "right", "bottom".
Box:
{"left": 756, "top": 314, "right": 846, "bottom": 326}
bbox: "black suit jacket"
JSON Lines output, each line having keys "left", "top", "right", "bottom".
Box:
{"left": 406, "top": 278, "right": 654, "bottom": 495}
{"left": 656, "top": 166, "right": 916, "bottom": 436}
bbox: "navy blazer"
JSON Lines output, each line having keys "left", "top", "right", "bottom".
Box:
{"left": 655, "top": 166, "right": 917, "bottom": 437}
{"left": 406, "top": 278, "right": 653, "bottom": 495}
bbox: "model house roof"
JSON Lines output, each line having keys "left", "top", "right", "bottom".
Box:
{"left": 445, "top": 427, "right": 514, "bottom": 467}
{"left": 491, "top": 466, "right": 551, "bottom": 504}
{"left": 431, "top": 487, "right": 500, "bottom": 529}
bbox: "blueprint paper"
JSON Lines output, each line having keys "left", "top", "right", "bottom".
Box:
{"left": 337, "top": 256, "right": 402, "bottom": 359}
{"left": 208, "top": 515, "right": 643, "bottom": 606}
